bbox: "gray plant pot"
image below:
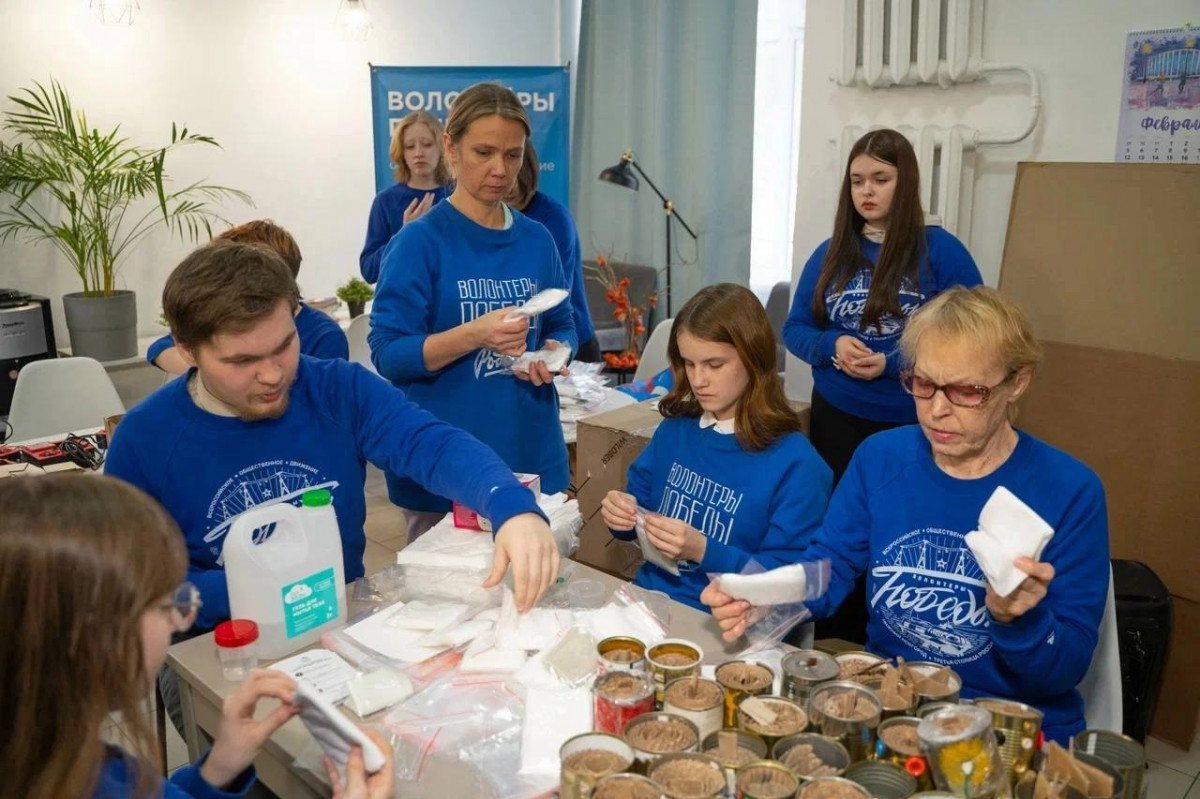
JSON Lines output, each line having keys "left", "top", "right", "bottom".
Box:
{"left": 62, "top": 290, "right": 138, "bottom": 362}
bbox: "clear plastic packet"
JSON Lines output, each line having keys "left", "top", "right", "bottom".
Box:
{"left": 709, "top": 559, "right": 831, "bottom": 655}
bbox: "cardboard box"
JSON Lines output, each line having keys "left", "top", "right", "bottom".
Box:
{"left": 453, "top": 472, "right": 540, "bottom": 531}
{"left": 998, "top": 162, "right": 1200, "bottom": 747}
{"left": 572, "top": 400, "right": 811, "bottom": 580}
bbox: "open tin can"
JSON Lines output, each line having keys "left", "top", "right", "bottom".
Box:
{"left": 972, "top": 697, "right": 1044, "bottom": 786}
{"left": 808, "top": 680, "right": 884, "bottom": 763}
{"left": 773, "top": 732, "right": 851, "bottom": 779}
{"left": 714, "top": 659, "right": 775, "bottom": 727}
{"left": 647, "top": 752, "right": 726, "bottom": 799}
{"left": 736, "top": 759, "right": 801, "bottom": 799}
{"left": 593, "top": 772, "right": 666, "bottom": 799}
{"left": 646, "top": 639, "right": 703, "bottom": 707}
{"left": 1076, "top": 729, "right": 1146, "bottom": 799}
{"left": 798, "top": 775, "right": 872, "bottom": 799}
{"left": 663, "top": 676, "right": 725, "bottom": 741}
{"left": 598, "top": 635, "right": 647, "bottom": 672}
{"left": 782, "top": 649, "right": 840, "bottom": 708}
{"left": 846, "top": 759, "right": 919, "bottom": 799}
{"left": 623, "top": 712, "right": 701, "bottom": 774}
{"left": 560, "top": 732, "right": 635, "bottom": 799}
{"left": 702, "top": 728, "right": 769, "bottom": 794}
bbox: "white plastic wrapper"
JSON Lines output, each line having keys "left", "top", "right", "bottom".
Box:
{"left": 506, "top": 288, "right": 569, "bottom": 318}
{"left": 345, "top": 667, "right": 415, "bottom": 717}
{"left": 519, "top": 687, "right": 593, "bottom": 775}
{"left": 494, "top": 586, "right": 574, "bottom": 651}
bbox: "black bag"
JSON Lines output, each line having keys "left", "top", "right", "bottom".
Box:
{"left": 1112, "top": 559, "right": 1173, "bottom": 742}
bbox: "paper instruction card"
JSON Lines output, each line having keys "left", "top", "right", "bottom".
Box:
{"left": 272, "top": 649, "right": 358, "bottom": 706}
{"left": 635, "top": 506, "right": 681, "bottom": 576}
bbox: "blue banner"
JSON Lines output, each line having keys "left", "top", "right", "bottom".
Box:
{"left": 369, "top": 66, "right": 571, "bottom": 206}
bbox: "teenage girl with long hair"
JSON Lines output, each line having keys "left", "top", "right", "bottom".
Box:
{"left": 602, "top": 283, "right": 832, "bottom": 610}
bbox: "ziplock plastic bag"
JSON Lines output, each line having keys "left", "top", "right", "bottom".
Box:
{"left": 709, "top": 559, "right": 831, "bottom": 654}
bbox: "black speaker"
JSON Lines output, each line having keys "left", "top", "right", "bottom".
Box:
{"left": 1112, "top": 559, "right": 1173, "bottom": 742}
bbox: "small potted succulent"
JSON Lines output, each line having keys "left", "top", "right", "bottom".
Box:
{"left": 336, "top": 276, "right": 374, "bottom": 319}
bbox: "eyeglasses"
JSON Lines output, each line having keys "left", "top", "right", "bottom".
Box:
{"left": 900, "top": 370, "right": 1017, "bottom": 408}
{"left": 157, "top": 581, "right": 202, "bottom": 633}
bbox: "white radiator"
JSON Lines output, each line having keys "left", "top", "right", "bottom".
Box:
{"left": 839, "top": 0, "right": 985, "bottom": 88}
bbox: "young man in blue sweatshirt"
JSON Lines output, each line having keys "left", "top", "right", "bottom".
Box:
{"left": 705, "top": 287, "right": 1109, "bottom": 744}
{"left": 147, "top": 220, "right": 348, "bottom": 373}
{"left": 506, "top": 141, "right": 599, "bottom": 361}
{"left": 107, "top": 241, "right": 560, "bottom": 630}
{"left": 369, "top": 84, "right": 576, "bottom": 538}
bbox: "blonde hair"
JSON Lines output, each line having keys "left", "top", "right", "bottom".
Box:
{"left": 444, "top": 83, "right": 531, "bottom": 144}
{"left": 899, "top": 286, "right": 1043, "bottom": 375}
{"left": 389, "top": 111, "right": 452, "bottom": 185}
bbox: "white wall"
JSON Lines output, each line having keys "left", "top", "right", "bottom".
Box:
{"left": 0, "top": 0, "right": 568, "bottom": 345}
{"left": 784, "top": 0, "right": 1198, "bottom": 400}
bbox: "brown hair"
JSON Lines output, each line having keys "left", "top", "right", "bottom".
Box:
{"left": 0, "top": 474, "right": 187, "bottom": 799}
{"left": 509, "top": 139, "right": 540, "bottom": 210}
{"left": 214, "top": 219, "right": 303, "bottom": 279}
{"left": 659, "top": 283, "right": 803, "bottom": 451}
{"left": 444, "top": 82, "right": 531, "bottom": 144}
{"left": 163, "top": 240, "right": 300, "bottom": 349}
{"left": 813, "top": 129, "right": 926, "bottom": 332}
{"left": 389, "top": 110, "right": 452, "bottom": 185}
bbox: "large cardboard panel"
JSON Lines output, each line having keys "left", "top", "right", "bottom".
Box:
{"left": 1149, "top": 596, "right": 1200, "bottom": 749}
{"left": 998, "top": 163, "right": 1200, "bottom": 360}
{"left": 1017, "top": 342, "right": 1200, "bottom": 604}
{"left": 572, "top": 400, "right": 811, "bottom": 580}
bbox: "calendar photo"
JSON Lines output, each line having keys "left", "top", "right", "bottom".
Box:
{"left": 1115, "top": 27, "right": 1199, "bottom": 163}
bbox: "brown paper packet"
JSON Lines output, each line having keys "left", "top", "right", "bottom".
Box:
{"left": 740, "top": 696, "right": 778, "bottom": 725}
{"left": 719, "top": 731, "right": 737, "bottom": 762}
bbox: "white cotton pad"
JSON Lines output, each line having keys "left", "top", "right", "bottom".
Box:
{"left": 635, "top": 507, "right": 681, "bottom": 576}
{"left": 345, "top": 668, "right": 415, "bottom": 717}
{"left": 513, "top": 345, "right": 572, "bottom": 374}
{"left": 964, "top": 485, "right": 1055, "bottom": 598}
{"left": 509, "top": 288, "right": 569, "bottom": 318}
{"left": 289, "top": 678, "right": 387, "bottom": 774}
{"left": 384, "top": 601, "right": 470, "bottom": 631}
{"left": 719, "top": 563, "right": 810, "bottom": 606}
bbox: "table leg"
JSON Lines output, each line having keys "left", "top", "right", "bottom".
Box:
{"left": 177, "top": 670, "right": 206, "bottom": 763}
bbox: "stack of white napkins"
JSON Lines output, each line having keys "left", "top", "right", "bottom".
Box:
{"left": 395, "top": 523, "right": 493, "bottom": 570}
{"left": 964, "top": 486, "right": 1055, "bottom": 597}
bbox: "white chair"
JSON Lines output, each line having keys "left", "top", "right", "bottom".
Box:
{"left": 1078, "top": 566, "right": 1123, "bottom": 732}
{"left": 8, "top": 357, "right": 125, "bottom": 442}
{"left": 634, "top": 317, "right": 674, "bottom": 382}
{"left": 346, "top": 315, "right": 377, "bottom": 375}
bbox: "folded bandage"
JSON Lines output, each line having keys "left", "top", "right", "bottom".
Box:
{"left": 964, "top": 486, "right": 1055, "bottom": 598}
{"left": 719, "top": 563, "right": 809, "bottom": 606}
{"left": 512, "top": 342, "right": 572, "bottom": 374}
{"left": 507, "top": 288, "right": 569, "bottom": 319}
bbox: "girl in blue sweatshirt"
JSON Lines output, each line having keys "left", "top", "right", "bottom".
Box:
{"left": 359, "top": 111, "right": 454, "bottom": 283}
{"left": 370, "top": 83, "right": 576, "bottom": 540}
{"left": 706, "top": 287, "right": 1109, "bottom": 744}
{"left": 785, "top": 129, "right": 982, "bottom": 642}
{"left": 602, "top": 284, "right": 832, "bottom": 611}
{"left": 0, "top": 474, "right": 393, "bottom": 799}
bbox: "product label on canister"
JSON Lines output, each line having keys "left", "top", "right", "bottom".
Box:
{"left": 281, "top": 567, "right": 338, "bottom": 638}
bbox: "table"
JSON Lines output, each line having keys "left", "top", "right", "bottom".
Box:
{"left": 166, "top": 564, "right": 745, "bottom": 798}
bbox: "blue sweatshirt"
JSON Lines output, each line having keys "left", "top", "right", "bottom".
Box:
{"left": 803, "top": 426, "right": 1109, "bottom": 743}
{"left": 147, "top": 305, "right": 348, "bottom": 368}
{"left": 95, "top": 747, "right": 253, "bottom": 798}
{"left": 105, "top": 356, "right": 544, "bottom": 630}
{"left": 369, "top": 199, "right": 577, "bottom": 513}
{"left": 610, "top": 416, "right": 832, "bottom": 611}
{"left": 522, "top": 191, "right": 597, "bottom": 346}
{"left": 783, "top": 227, "right": 981, "bottom": 423}
{"left": 359, "top": 182, "right": 453, "bottom": 283}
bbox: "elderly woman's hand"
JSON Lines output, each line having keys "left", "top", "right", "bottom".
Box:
{"left": 985, "top": 556, "right": 1055, "bottom": 623}
{"left": 700, "top": 580, "right": 754, "bottom": 642}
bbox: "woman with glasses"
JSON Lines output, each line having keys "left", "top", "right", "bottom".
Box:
{"left": 782, "top": 129, "right": 982, "bottom": 642}
{"left": 704, "top": 287, "right": 1109, "bottom": 745}
{"left": 0, "top": 474, "right": 394, "bottom": 799}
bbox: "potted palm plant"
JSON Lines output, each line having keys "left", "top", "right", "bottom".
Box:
{"left": 0, "top": 80, "right": 250, "bottom": 360}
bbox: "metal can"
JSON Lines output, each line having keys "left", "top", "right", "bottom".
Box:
{"left": 599, "top": 635, "right": 646, "bottom": 672}
{"left": 714, "top": 660, "right": 775, "bottom": 727}
{"left": 915, "top": 701, "right": 956, "bottom": 719}
{"left": 560, "top": 732, "right": 635, "bottom": 799}
{"left": 701, "top": 728, "right": 769, "bottom": 795}
{"left": 972, "top": 697, "right": 1043, "bottom": 786}
{"left": 809, "top": 680, "right": 884, "bottom": 763}
{"left": 734, "top": 695, "right": 810, "bottom": 750}
{"left": 773, "top": 732, "right": 851, "bottom": 779}
{"left": 782, "top": 649, "right": 840, "bottom": 708}
{"left": 845, "top": 760, "right": 919, "bottom": 799}
{"left": 798, "top": 776, "right": 872, "bottom": 799}
{"left": 663, "top": 676, "right": 725, "bottom": 741}
{"left": 1076, "top": 729, "right": 1146, "bottom": 799}
{"left": 834, "top": 651, "right": 886, "bottom": 683}
{"left": 647, "top": 752, "right": 726, "bottom": 798}
{"left": 735, "top": 759, "right": 801, "bottom": 799}
{"left": 593, "top": 772, "right": 667, "bottom": 799}
{"left": 859, "top": 673, "right": 918, "bottom": 719}
{"left": 646, "top": 639, "right": 703, "bottom": 707}
{"left": 918, "top": 704, "right": 1005, "bottom": 799}
{"left": 905, "top": 662, "right": 961, "bottom": 707}
{"left": 594, "top": 670, "right": 657, "bottom": 735}
{"left": 623, "top": 712, "right": 701, "bottom": 774}
{"left": 875, "top": 716, "right": 931, "bottom": 790}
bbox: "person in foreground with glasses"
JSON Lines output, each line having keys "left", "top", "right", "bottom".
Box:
{"left": 703, "top": 286, "right": 1109, "bottom": 744}
{"left": 0, "top": 474, "right": 395, "bottom": 798}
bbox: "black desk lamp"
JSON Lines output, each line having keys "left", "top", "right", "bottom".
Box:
{"left": 598, "top": 150, "right": 697, "bottom": 316}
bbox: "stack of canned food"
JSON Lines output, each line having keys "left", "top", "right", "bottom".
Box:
{"left": 561, "top": 640, "right": 1142, "bottom": 799}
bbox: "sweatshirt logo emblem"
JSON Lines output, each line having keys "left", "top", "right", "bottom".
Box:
{"left": 826, "top": 270, "right": 925, "bottom": 340}
{"left": 870, "top": 528, "right": 993, "bottom": 665}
